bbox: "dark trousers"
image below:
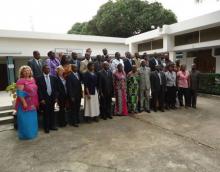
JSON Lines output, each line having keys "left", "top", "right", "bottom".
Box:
{"left": 100, "top": 95, "right": 112, "bottom": 119}
{"left": 69, "top": 98, "right": 81, "bottom": 125}
{"left": 166, "top": 86, "right": 177, "bottom": 107}
{"left": 152, "top": 86, "right": 165, "bottom": 111}
{"left": 190, "top": 89, "right": 197, "bottom": 108}
{"left": 41, "top": 97, "right": 56, "bottom": 131}
{"left": 178, "top": 87, "right": 190, "bottom": 107}
{"left": 58, "top": 99, "right": 67, "bottom": 127}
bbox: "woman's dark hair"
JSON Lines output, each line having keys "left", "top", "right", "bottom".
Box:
{"left": 60, "top": 55, "right": 70, "bottom": 66}
{"left": 87, "top": 62, "right": 94, "bottom": 70}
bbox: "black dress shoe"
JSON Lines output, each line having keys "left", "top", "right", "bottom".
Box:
{"left": 50, "top": 127, "right": 58, "bottom": 131}
{"left": 94, "top": 117, "right": 99, "bottom": 122}
{"left": 160, "top": 109, "right": 165, "bottom": 112}
{"left": 102, "top": 117, "right": 107, "bottom": 120}
{"left": 45, "top": 130, "right": 50, "bottom": 134}
{"left": 108, "top": 116, "right": 113, "bottom": 119}
{"left": 72, "top": 124, "right": 79, "bottom": 127}
{"left": 146, "top": 110, "right": 151, "bottom": 113}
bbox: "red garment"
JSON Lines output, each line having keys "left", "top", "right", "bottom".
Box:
{"left": 15, "top": 78, "right": 39, "bottom": 111}
{"left": 113, "top": 71, "right": 128, "bottom": 116}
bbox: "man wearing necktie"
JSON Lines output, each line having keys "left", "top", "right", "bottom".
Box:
{"left": 66, "top": 64, "right": 82, "bottom": 127}
{"left": 36, "top": 64, "right": 58, "bottom": 133}
{"left": 98, "top": 62, "right": 114, "bottom": 120}
{"left": 27, "top": 51, "right": 43, "bottom": 79}
{"left": 124, "top": 52, "right": 135, "bottom": 75}
{"left": 150, "top": 65, "right": 167, "bottom": 112}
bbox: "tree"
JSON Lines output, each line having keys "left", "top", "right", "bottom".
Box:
{"left": 67, "top": 0, "right": 177, "bottom": 37}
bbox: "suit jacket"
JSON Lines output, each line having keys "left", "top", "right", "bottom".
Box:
{"left": 27, "top": 58, "right": 43, "bottom": 78}
{"left": 150, "top": 71, "right": 166, "bottom": 92}
{"left": 138, "top": 66, "right": 151, "bottom": 90}
{"left": 36, "top": 75, "right": 57, "bottom": 102}
{"left": 98, "top": 69, "right": 114, "bottom": 97}
{"left": 149, "top": 58, "right": 162, "bottom": 71}
{"left": 66, "top": 72, "right": 82, "bottom": 100}
{"left": 94, "top": 61, "right": 103, "bottom": 73}
{"left": 124, "top": 58, "right": 135, "bottom": 74}
{"left": 70, "top": 59, "right": 81, "bottom": 71}
{"left": 56, "top": 76, "right": 67, "bottom": 102}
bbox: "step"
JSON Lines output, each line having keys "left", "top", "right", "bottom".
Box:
{"left": 0, "top": 109, "right": 15, "bottom": 117}
{"left": 0, "top": 105, "right": 13, "bottom": 111}
{"left": 0, "top": 116, "right": 14, "bottom": 125}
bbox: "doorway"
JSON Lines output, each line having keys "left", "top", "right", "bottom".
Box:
{"left": 194, "top": 49, "right": 216, "bottom": 73}
{"left": 0, "top": 64, "right": 8, "bottom": 90}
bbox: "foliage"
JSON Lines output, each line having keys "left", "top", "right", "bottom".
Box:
{"left": 67, "top": 0, "right": 177, "bottom": 37}
{"left": 198, "top": 73, "right": 220, "bottom": 95}
{"left": 5, "top": 83, "right": 17, "bottom": 99}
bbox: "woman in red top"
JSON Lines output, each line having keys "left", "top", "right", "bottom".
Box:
{"left": 177, "top": 64, "right": 190, "bottom": 107}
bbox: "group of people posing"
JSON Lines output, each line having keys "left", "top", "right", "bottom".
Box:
{"left": 15, "top": 48, "right": 200, "bottom": 140}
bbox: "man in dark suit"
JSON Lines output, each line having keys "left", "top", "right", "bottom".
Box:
{"left": 123, "top": 52, "right": 135, "bottom": 75}
{"left": 149, "top": 54, "right": 162, "bottom": 71}
{"left": 70, "top": 52, "right": 80, "bottom": 72}
{"left": 66, "top": 64, "right": 82, "bottom": 127}
{"left": 56, "top": 66, "right": 68, "bottom": 127}
{"left": 98, "top": 62, "right": 114, "bottom": 120}
{"left": 189, "top": 64, "right": 200, "bottom": 108}
{"left": 94, "top": 55, "right": 103, "bottom": 73}
{"left": 150, "top": 65, "right": 166, "bottom": 112}
{"left": 102, "top": 48, "right": 111, "bottom": 63}
{"left": 27, "top": 51, "right": 43, "bottom": 78}
{"left": 36, "top": 64, "right": 58, "bottom": 133}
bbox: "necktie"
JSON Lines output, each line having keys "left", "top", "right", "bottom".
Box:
{"left": 45, "top": 75, "right": 52, "bottom": 96}
{"left": 38, "top": 60, "right": 41, "bottom": 68}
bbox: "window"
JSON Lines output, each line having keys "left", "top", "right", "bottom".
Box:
{"left": 175, "top": 31, "right": 199, "bottom": 46}
{"left": 200, "top": 26, "right": 220, "bottom": 42}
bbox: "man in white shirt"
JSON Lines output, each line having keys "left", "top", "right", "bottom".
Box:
{"left": 111, "top": 52, "right": 124, "bottom": 72}
{"left": 165, "top": 63, "right": 177, "bottom": 109}
{"left": 80, "top": 48, "right": 93, "bottom": 74}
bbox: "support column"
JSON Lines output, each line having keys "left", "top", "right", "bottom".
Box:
{"left": 6, "top": 56, "right": 15, "bottom": 84}
{"left": 129, "top": 43, "right": 138, "bottom": 54}
{"left": 169, "top": 51, "right": 176, "bottom": 62}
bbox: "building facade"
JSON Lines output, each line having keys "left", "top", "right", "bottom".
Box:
{"left": 0, "top": 30, "right": 128, "bottom": 90}
{"left": 0, "top": 10, "right": 220, "bottom": 90}
{"left": 126, "top": 10, "right": 220, "bottom": 74}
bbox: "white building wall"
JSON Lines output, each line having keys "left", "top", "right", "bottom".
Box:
{"left": 0, "top": 38, "right": 128, "bottom": 58}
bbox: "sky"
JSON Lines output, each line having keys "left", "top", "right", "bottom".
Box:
{"left": 0, "top": 0, "right": 219, "bottom": 34}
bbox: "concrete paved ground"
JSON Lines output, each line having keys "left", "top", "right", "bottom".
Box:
{"left": 0, "top": 96, "right": 220, "bottom": 172}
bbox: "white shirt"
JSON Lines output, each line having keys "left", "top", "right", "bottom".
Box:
{"left": 59, "top": 76, "right": 67, "bottom": 93}
{"left": 165, "top": 71, "right": 176, "bottom": 87}
{"left": 157, "top": 72, "right": 162, "bottom": 85}
{"left": 111, "top": 58, "right": 124, "bottom": 72}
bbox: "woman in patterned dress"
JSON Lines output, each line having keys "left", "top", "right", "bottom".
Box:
{"left": 127, "top": 65, "right": 140, "bottom": 114}
{"left": 113, "top": 63, "right": 128, "bottom": 116}
{"left": 15, "top": 66, "right": 39, "bottom": 140}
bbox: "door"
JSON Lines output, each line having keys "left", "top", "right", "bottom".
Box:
{"left": 0, "top": 64, "right": 8, "bottom": 90}
{"left": 194, "top": 49, "right": 216, "bottom": 73}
